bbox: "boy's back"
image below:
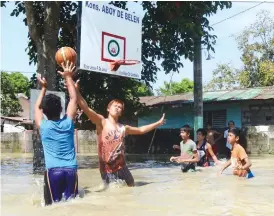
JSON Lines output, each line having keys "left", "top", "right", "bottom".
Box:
{"left": 34, "top": 62, "right": 79, "bottom": 205}
{"left": 40, "top": 115, "right": 77, "bottom": 169}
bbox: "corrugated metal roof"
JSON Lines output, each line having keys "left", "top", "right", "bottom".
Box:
{"left": 140, "top": 86, "right": 274, "bottom": 106}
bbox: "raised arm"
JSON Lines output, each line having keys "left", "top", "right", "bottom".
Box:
{"left": 125, "top": 114, "right": 165, "bottom": 135}
{"left": 34, "top": 74, "right": 47, "bottom": 128}
{"left": 75, "top": 80, "right": 104, "bottom": 126}
{"left": 58, "top": 61, "right": 77, "bottom": 119}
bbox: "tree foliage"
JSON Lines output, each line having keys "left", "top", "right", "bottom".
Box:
{"left": 135, "top": 81, "right": 154, "bottom": 97}
{"left": 236, "top": 10, "right": 274, "bottom": 87}
{"left": 204, "top": 63, "right": 239, "bottom": 91}
{"left": 8, "top": 72, "right": 30, "bottom": 96}
{"left": 1, "top": 1, "right": 232, "bottom": 120}
{"left": 206, "top": 10, "right": 274, "bottom": 91}
{"left": 0, "top": 72, "right": 30, "bottom": 116}
{"left": 157, "top": 78, "right": 194, "bottom": 95}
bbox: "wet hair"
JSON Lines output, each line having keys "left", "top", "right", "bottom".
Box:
{"left": 107, "top": 99, "right": 124, "bottom": 111}
{"left": 228, "top": 120, "right": 235, "bottom": 125}
{"left": 180, "top": 124, "right": 191, "bottom": 135}
{"left": 197, "top": 128, "right": 207, "bottom": 137}
{"left": 228, "top": 128, "right": 240, "bottom": 137}
{"left": 40, "top": 94, "right": 62, "bottom": 120}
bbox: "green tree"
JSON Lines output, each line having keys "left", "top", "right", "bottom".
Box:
{"left": 0, "top": 72, "right": 25, "bottom": 116}
{"left": 157, "top": 78, "right": 194, "bottom": 96}
{"left": 136, "top": 82, "right": 154, "bottom": 97}
{"left": 236, "top": 10, "right": 274, "bottom": 87}
{"left": 1, "top": 1, "right": 232, "bottom": 120}
{"left": 8, "top": 72, "right": 30, "bottom": 97}
{"left": 29, "top": 73, "right": 37, "bottom": 90}
{"left": 204, "top": 63, "right": 239, "bottom": 91}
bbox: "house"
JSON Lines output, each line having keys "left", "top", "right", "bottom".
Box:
{"left": 1, "top": 94, "right": 32, "bottom": 132}
{"left": 130, "top": 86, "right": 274, "bottom": 155}
{"left": 17, "top": 93, "right": 30, "bottom": 119}
{"left": 138, "top": 86, "right": 274, "bottom": 129}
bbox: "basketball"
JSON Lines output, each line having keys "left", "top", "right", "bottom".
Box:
{"left": 55, "top": 47, "right": 77, "bottom": 66}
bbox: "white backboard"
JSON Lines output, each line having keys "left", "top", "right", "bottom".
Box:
{"left": 30, "top": 89, "right": 66, "bottom": 120}
{"left": 80, "top": 1, "right": 142, "bottom": 79}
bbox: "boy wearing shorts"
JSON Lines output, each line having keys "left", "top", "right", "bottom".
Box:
{"left": 34, "top": 61, "right": 78, "bottom": 205}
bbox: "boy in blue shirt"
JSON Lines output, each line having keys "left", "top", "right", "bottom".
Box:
{"left": 34, "top": 61, "right": 78, "bottom": 205}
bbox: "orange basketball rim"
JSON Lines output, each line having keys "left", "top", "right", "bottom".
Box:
{"left": 109, "top": 59, "right": 141, "bottom": 72}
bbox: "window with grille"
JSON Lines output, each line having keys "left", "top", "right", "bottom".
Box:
{"left": 204, "top": 110, "right": 226, "bottom": 128}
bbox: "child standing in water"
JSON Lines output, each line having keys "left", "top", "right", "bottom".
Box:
{"left": 34, "top": 61, "right": 78, "bottom": 205}
{"left": 170, "top": 125, "right": 199, "bottom": 172}
{"left": 219, "top": 128, "right": 253, "bottom": 178}
{"left": 206, "top": 122, "right": 222, "bottom": 155}
{"left": 196, "top": 128, "right": 220, "bottom": 167}
{"left": 73, "top": 81, "right": 165, "bottom": 187}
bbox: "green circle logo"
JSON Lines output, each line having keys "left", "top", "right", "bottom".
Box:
{"left": 108, "top": 40, "right": 120, "bottom": 57}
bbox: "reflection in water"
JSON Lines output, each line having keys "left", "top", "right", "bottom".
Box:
{"left": 1, "top": 153, "right": 274, "bottom": 216}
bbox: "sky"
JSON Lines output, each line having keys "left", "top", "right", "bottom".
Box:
{"left": 1, "top": 1, "right": 274, "bottom": 93}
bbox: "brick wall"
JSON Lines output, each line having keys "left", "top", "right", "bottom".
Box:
{"left": 1, "top": 131, "right": 33, "bottom": 153}
{"left": 76, "top": 130, "right": 97, "bottom": 154}
{"left": 1, "top": 130, "right": 98, "bottom": 154}
{"left": 1, "top": 127, "right": 274, "bottom": 155}
{"left": 242, "top": 100, "right": 274, "bottom": 126}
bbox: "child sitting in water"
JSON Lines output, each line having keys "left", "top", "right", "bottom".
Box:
{"left": 34, "top": 61, "right": 78, "bottom": 205}
{"left": 219, "top": 128, "right": 253, "bottom": 178}
{"left": 196, "top": 128, "right": 220, "bottom": 167}
{"left": 170, "top": 125, "right": 199, "bottom": 172}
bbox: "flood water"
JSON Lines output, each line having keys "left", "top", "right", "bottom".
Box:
{"left": 1, "top": 153, "right": 274, "bottom": 216}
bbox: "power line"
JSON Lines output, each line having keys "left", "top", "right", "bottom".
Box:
{"left": 2, "top": 1, "right": 267, "bottom": 75}
{"left": 211, "top": 1, "right": 265, "bottom": 26}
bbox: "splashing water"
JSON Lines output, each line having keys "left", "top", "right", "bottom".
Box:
{"left": 2, "top": 153, "right": 274, "bottom": 216}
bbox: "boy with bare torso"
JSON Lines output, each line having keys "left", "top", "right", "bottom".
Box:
{"left": 74, "top": 81, "right": 165, "bottom": 186}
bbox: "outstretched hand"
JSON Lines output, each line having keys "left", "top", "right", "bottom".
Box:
{"left": 37, "top": 73, "right": 47, "bottom": 88}
{"left": 170, "top": 156, "right": 181, "bottom": 163}
{"left": 170, "top": 156, "right": 177, "bottom": 162}
{"left": 157, "top": 113, "right": 166, "bottom": 126}
{"left": 173, "top": 145, "right": 180, "bottom": 150}
{"left": 58, "top": 60, "right": 76, "bottom": 78}
{"left": 215, "top": 160, "right": 221, "bottom": 165}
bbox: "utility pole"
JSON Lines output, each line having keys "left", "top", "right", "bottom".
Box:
{"left": 193, "top": 35, "right": 203, "bottom": 140}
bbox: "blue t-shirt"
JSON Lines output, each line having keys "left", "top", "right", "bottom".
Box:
{"left": 40, "top": 115, "right": 77, "bottom": 169}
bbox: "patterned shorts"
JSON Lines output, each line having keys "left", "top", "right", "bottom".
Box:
{"left": 101, "top": 166, "right": 135, "bottom": 187}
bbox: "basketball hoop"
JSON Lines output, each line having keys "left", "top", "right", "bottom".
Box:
{"left": 109, "top": 60, "right": 140, "bottom": 71}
